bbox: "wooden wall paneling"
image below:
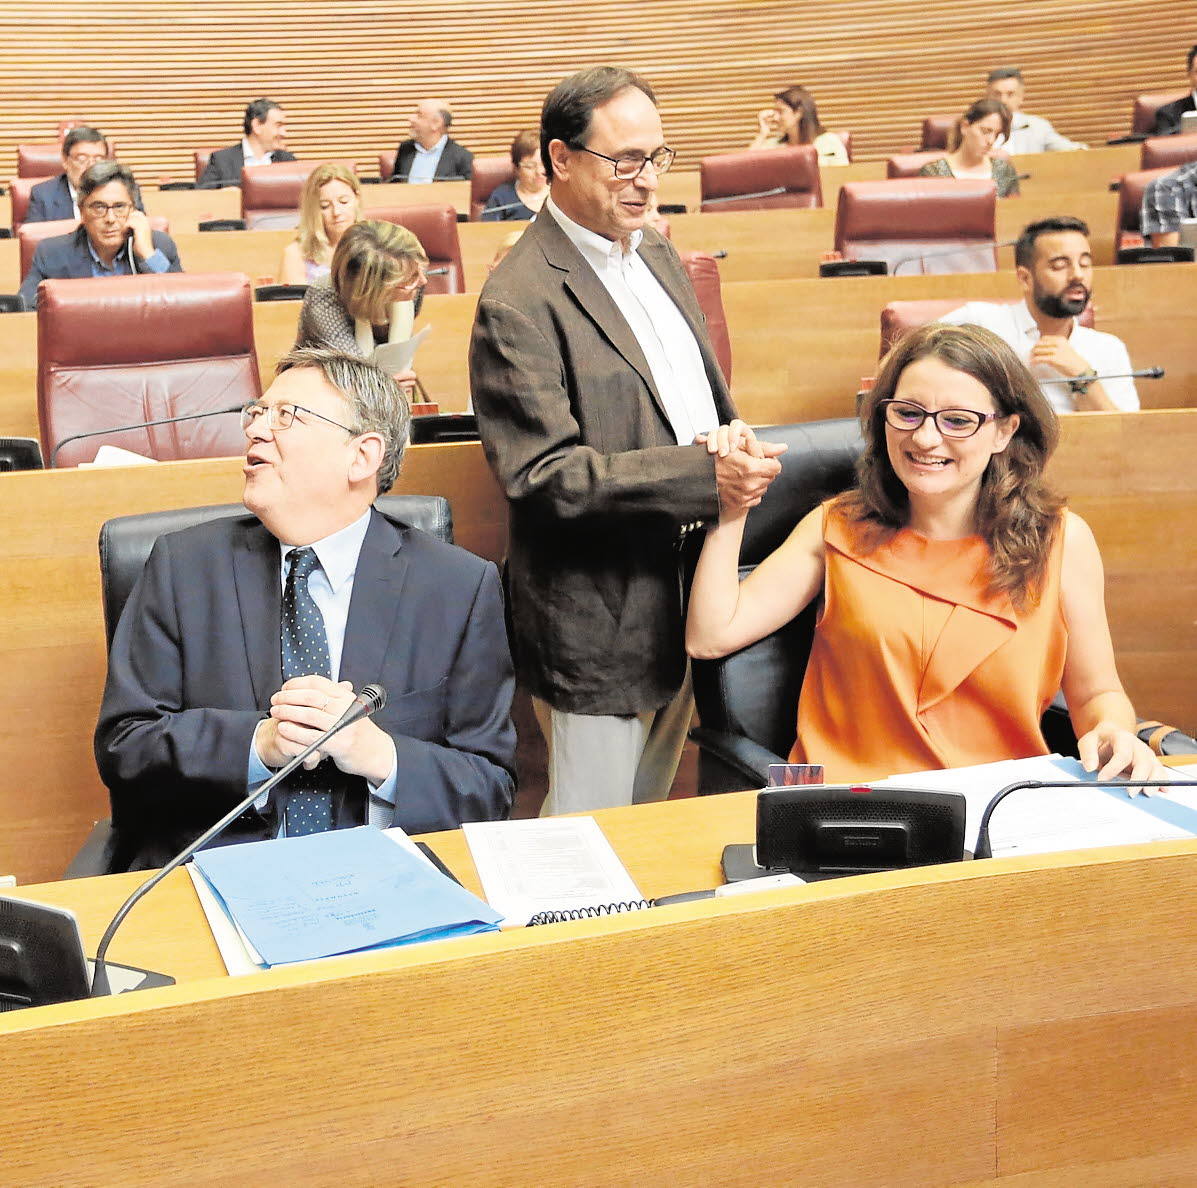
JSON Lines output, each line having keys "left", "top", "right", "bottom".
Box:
{"left": 0, "top": 2, "right": 1191, "bottom": 187}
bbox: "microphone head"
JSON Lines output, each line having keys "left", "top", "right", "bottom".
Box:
{"left": 358, "top": 684, "right": 387, "bottom": 714}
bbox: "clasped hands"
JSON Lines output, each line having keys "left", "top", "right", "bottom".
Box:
{"left": 696, "top": 420, "right": 787, "bottom": 518}
{"left": 253, "top": 675, "right": 395, "bottom": 786}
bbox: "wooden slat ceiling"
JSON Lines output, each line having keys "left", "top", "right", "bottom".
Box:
{"left": 0, "top": 1, "right": 1190, "bottom": 181}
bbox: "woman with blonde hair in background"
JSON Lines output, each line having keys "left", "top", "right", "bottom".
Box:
{"left": 279, "top": 162, "right": 363, "bottom": 284}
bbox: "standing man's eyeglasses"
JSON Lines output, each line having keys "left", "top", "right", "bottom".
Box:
{"left": 571, "top": 144, "right": 675, "bottom": 180}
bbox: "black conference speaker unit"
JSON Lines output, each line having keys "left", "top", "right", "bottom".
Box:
{"left": 723, "top": 785, "right": 966, "bottom": 882}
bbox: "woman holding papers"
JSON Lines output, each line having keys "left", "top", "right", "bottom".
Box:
{"left": 686, "top": 323, "right": 1168, "bottom": 785}
{"left": 279, "top": 163, "right": 363, "bottom": 284}
{"left": 294, "top": 220, "right": 427, "bottom": 395}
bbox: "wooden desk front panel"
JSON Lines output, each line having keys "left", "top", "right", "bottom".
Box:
{"left": 4, "top": 841, "right": 1197, "bottom": 1183}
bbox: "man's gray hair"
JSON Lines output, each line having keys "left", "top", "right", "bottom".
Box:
{"left": 274, "top": 347, "right": 410, "bottom": 494}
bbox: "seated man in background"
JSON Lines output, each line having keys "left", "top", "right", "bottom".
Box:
{"left": 1150, "top": 45, "right": 1197, "bottom": 135}
{"left": 390, "top": 98, "right": 473, "bottom": 182}
{"left": 198, "top": 97, "right": 296, "bottom": 187}
{"left": 19, "top": 161, "right": 182, "bottom": 309}
{"left": 25, "top": 126, "right": 145, "bottom": 222}
{"left": 985, "top": 67, "right": 1086, "bottom": 153}
{"left": 95, "top": 348, "right": 516, "bottom": 870}
{"left": 940, "top": 215, "right": 1139, "bottom": 413}
{"left": 1140, "top": 159, "right": 1197, "bottom": 245}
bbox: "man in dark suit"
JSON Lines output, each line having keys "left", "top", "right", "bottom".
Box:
{"left": 469, "top": 66, "right": 783, "bottom": 816}
{"left": 19, "top": 161, "right": 182, "bottom": 309}
{"left": 1151, "top": 45, "right": 1197, "bottom": 135}
{"left": 25, "top": 126, "right": 132, "bottom": 223}
{"left": 95, "top": 348, "right": 516, "bottom": 870}
{"left": 198, "top": 97, "right": 297, "bottom": 188}
{"left": 390, "top": 98, "right": 473, "bottom": 182}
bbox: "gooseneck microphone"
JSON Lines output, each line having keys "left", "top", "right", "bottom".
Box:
{"left": 1039, "top": 367, "right": 1165, "bottom": 385}
{"left": 889, "top": 238, "right": 1020, "bottom": 275}
{"left": 49, "top": 404, "right": 244, "bottom": 468}
{"left": 973, "top": 776, "right": 1197, "bottom": 860}
{"left": 90, "top": 683, "right": 388, "bottom": 996}
{"left": 701, "top": 186, "right": 788, "bottom": 206}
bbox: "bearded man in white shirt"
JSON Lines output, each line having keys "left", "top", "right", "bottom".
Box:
{"left": 941, "top": 216, "right": 1139, "bottom": 413}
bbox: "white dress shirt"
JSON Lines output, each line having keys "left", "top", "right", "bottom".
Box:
{"left": 543, "top": 196, "right": 720, "bottom": 445}
{"left": 940, "top": 299, "right": 1139, "bottom": 413}
{"left": 249, "top": 508, "right": 398, "bottom": 829}
{"left": 240, "top": 136, "right": 277, "bottom": 168}
{"left": 407, "top": 135, "right": 448, "bottom": 184}
{"left": 1000, "top": 111, "right": 1085, "bottom": 154}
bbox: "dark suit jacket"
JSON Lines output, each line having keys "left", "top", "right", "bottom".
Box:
{"left": 391, "top": 137, "right": 473, "bottom": 181}
{"left": 25, "top": 173, "right": 147, "bottom": 223}
{"left": 19, "top": 225, "right": 183, "bottom": 309}
{"left": 468, "top": 210, "right": 736, "bottom": 716}
{"left": 1152, "top": 94, "right": 1197, "bottom": 136}
{"left": 198, "top": 143, "right": 297, "bottom": 188}
{"left": 95, "top": 509, "right": 517, "bottom": 869}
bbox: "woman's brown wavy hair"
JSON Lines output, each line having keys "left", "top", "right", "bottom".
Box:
{"left": 839, "top": 322, "right": 1064, "bottom": 609}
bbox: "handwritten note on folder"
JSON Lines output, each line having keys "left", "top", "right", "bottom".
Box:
{"left": 191, "top": 826, "right": 500, "bottom": 967}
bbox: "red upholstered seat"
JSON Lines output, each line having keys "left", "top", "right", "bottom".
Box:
{"left": 1140, "top": 133, "right": 1197, "bottom": 170}
{"left": 678, "top": 250, "right": 731, "bottom": 386}
{"left": 834, "top": 131, "right": 853, "bottom": 162}
{"left": 879, "top": 298, "right": 1096, "bottom": 356}
{"left": 886, "top": 151, "right": 950, "bottom": 179}
{"left": 367, "top": 204, "right": 465, "bottom": 294}
{"left": 18, "top": 140, "right": 119, "bottom": 179}
{"left": 9, "top": 178, "right": 40, "bottom": 231}
{"left": 239, "top": 160, "right": 334, "bottom": 229}
{"left": 193, "top": 149, "right": 215, "bottom": 181}
{"left": 834, "top": 178, "right": 998, "bottom": 276}
{"left": 1115, "top": 167, "right": 1175, "bottom": 251}
{"left": 919, "top": 116, "right": 955, "bottom": 152}
{"left": 37, "top": 272, "right": 260, "bottom": 467}
{"left": 18, "top": 215, "right": 171, "bottom": 280}
{"left": 699, "top": 146, "right": 822, "bottom": 212}
{"left": 469, "top": 156, "right": 517, "bottom": 220}
{"left": 1132, "top": 91, "right": 1190, "bottom": 135}
{"left": 378, "top": 149, "right": 397, "bottom": 181}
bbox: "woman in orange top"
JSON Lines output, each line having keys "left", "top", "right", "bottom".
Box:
{"left": 686, "top": 323, "right": 1168, "bottom": 785}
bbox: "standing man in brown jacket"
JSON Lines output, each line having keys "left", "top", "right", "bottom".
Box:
{"left": 469, "top": 66, "right": 783, "bottom": 815}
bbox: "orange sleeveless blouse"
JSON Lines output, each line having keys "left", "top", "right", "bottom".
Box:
{"left": 790, "top": 501, "right": 1068, "bottom": 782}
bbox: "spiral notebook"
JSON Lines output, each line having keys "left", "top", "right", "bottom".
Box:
{"left": 463, "top": 817, "right": 648, "bottom": 927}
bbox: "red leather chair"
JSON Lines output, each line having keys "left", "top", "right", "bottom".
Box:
{"left": 1132, "top": 91, "right": 1190, "bottom": 135}
{"left": 193, "top": 149, "right": 215, "bottom": 182}
{"left": 699, "top": 146, "right": 822, "bottom": 212}
{"left": 1140, "top": 132, "right": 1197, "bottom": 170}
{"left": 886, "top": 151, "right": 948, "bottom": 179}
{"left": 9, "top": 178, "right": 40, "bottom": 231}
{"left": 239, "top": 160, "right": 329, "bottom": 229}
{"left": 919, "top": 116, "right": 955, "bottom": 152}
{"left": 833, "top": 131, "right": 854, "bottom": 162}
{"left": 37, "top": 272, "right": 260, "bottom": 467}
{"left": 834, "top": 179, "right": 998, "bottom": 275}
{"left": 879, "top": 298, "right": 1096, "bottom": 356}
{"left": 56, "top": 117, "right": 89, "bottom": 140}
{"left": 18, "top": 139, "right": 119, "bottom": 179}
{"left": 678, "top": 251, "right": 732, "bottom": 385}
{"left": 367, "top": 204, "right": 465, "bottom": 294}
{"left": 378, "top": 149, "right": 397, "bottom": 181}
{"left": 469, "top": 156, "right": 517, "bottom": 220}
{"left": 19, "top": 216, "right": 171, "bottom": 280}
{"left": 1115, "top": 167, "right": 1175, "bottom": 251}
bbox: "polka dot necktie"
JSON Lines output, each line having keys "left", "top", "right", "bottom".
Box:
{"left": 281, "top": 547, "right": 334, "bottom": 837}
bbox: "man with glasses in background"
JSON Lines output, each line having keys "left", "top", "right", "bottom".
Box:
{"left": 25, "top": 125, "right": 146, "bottom": 222}
{"left": 470, "top": 66, "right": 783, "bottom": 816}
{"left": 96, "top": 348, "right": 516, "bottom": 869}
{"left": 19, "top": 160, "right": 181, "bottom": 309}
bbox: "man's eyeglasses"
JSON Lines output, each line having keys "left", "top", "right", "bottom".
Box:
{"left": 240, "top": 401, "right": 357, "bottom": 435}
{"left": 67, "top": 153, "right": 107, "bottom": 168}
{"left": 572, "top": 144, "right": 675, "bottom": 181}
{"left": 880, "top": 399, "right": 1003, "bottom": 439}
{"left": 82, "top": 201, "right": 133, "bottom": 218}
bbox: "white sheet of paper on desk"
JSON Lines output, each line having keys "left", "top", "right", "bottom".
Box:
{"left": 871, "top": 754, "right": 1197, "bottom": 857}
{"left": 463, "top": 817, "right": 644, "bottom": 926}
{"left": 371, "top": 324, "right": 431, "bottom": 376}
{"left": 186, "top": 826, "right": 441, "bottom": 977}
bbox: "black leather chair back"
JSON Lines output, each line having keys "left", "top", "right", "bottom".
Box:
{"left": 690, "top": 419, "right": 862, "bottom": 785}
{"left": 99, "top": 496, "right": 453, "bottom": 649}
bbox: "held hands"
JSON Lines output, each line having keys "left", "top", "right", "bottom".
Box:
{"left": 124, "top": 209, "right": 157, "bottom": 260}
{"left": 1077, "top": 721, "right": 1174, "bottom": 793}
{"left": 254, "top": 675, "right": 394, "bottom": 784}
{"left": 1030, "top": 336, "right": 1091, "bottom": 380}
{"left": 696, "top": 420, "right": 787, "bottom": 519}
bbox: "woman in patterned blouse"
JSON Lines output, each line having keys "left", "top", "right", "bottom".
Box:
{"left": 918, "top": 98, "right": 1021, "bottom": 198}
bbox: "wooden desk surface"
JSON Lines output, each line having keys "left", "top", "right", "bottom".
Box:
{"left": 4, "top": 796, "right": 1197, "bottom": 1184}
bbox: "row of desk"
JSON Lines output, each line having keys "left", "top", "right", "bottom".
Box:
{"left": 4, "top": 783, "right": 1197, "bottom": 1183}
{"left": 1, "top": 407, "right": 1194, "bottom": 887}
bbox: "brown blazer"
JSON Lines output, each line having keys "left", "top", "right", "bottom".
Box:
{"left": 468, "top": 209, "right": 736, "bottom": 716}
